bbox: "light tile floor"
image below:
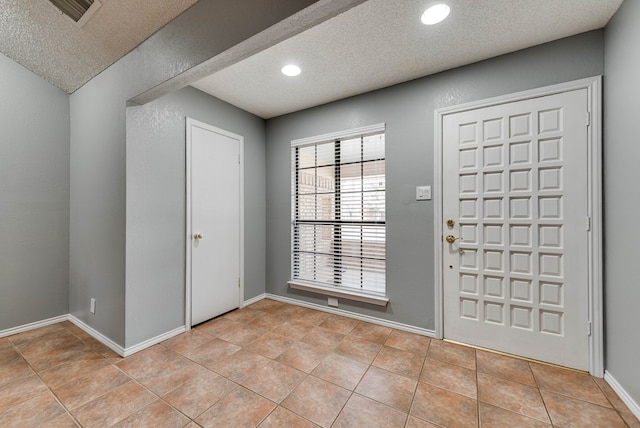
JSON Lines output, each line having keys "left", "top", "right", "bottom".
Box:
{"left": 1, "top": 298, "right": 638, "bottom": 427}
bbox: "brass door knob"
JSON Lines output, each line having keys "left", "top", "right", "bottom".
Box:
{"left": 445, "top": 235, "right": 461, "bottom": 244}
{"left": 194, "top": 233, "right": 204, "bottom": 240}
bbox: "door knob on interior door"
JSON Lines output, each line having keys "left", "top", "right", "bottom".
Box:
{"left": 194, "top": 233, "right": 204, "bottom": 240}
{"left": 445, "top": 234, "right": 461, "bottom": 244}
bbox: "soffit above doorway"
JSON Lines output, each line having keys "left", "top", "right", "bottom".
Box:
{"left": 192, "top": 0, "right": 623, "bottom": 119}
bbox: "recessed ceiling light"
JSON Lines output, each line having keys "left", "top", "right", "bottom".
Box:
{"left": 421, "top": 4, "right": 450, "bottom": 25}
{"left": 281, "top": 64, "right": 301, "bottom": 77}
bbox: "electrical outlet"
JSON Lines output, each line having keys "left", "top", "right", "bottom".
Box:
{"left": 416, "top": 185, "right": 432, "bottom": 201}
{"left": 328, "top": 297, "right": 338, "bottom": 307}
{"left": 90, "top": 298, "right": 96, "bottom": 314}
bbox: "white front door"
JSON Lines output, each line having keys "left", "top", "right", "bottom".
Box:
{"left": 187, "top": 118, "right": 241, "bottom": 326}
{"left": 442, "top": 89, "right": 590, "bottom": 370}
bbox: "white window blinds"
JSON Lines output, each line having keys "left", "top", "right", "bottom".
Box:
{"left": 291, "top": 125, "right": 386, "bottom": 295}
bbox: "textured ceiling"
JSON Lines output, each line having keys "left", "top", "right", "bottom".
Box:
{"left": 0, "top": 0, "right": 624, "bottom": 111}
{"left": 192, "top": 0, "right": 623, "bottom": 119}
{"left": 0, "top": 0, "right": 199, "bottom": 93}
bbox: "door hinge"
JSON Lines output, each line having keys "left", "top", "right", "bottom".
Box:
{"left": 238, "top": 278, "right": 241, "bottom": 288}
{"left": 587, "top": 321, "right": 592, "bottom": 336}
{"left": 585, "top": 216, "right": 591, "bottom": 231}
{"left": 586, "top": 111, "right": 591, "bottom": 127}
{"left": 238, "top": 155, "right": 241, "bottom": 164}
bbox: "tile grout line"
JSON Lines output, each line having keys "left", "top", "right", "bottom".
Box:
{"left": 7, "top": 329, "right": 87, "bottom": 427}
{"left": 272, "top": 324, "right": 352, "bottom": 427}
{"left": 529, "top": 360, "right": 556, "bottom": 427}
{"left": 252, "top": 314, "right": 384, "bottom": 426}
{"left": 167, "top": 321, "right": 274, "bottom": 423}
{"left": 588, "top": 378, "right": 633, "bottom": 427}
{"left": 162, "top": 315, "right": 327, "bottom": 427}
{"left": 108, "top": 365, "right": 194, "bottom": 426}
{"left": 53, "top": 324, "right": 203, "bottom": 427}
{"left": 127, "top": 342, "right": 245, "bottom": 425}
{"left": 475, "top": 348, "right": 481, "bottom": 427}
{"left": 406, "top": 338, "right": 432, "bottom": 427}
{"left": 326, "top": 329, "right": 389, "bottom": 428}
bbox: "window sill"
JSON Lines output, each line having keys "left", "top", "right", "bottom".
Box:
{"left": 287, "top": 281, "right": 389, "bottom": 307}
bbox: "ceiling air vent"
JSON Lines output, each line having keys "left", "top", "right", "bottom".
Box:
{"left": 49, "top": 0, "right": 93, "bottom": 22}
{"left": 49, "top": 0, "right": 101, "bottom": 26}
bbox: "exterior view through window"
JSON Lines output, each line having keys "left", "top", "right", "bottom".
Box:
{"left": 291, "top": 126, "right": 386, "bottom": 295}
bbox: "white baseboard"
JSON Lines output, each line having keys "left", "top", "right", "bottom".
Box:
{"left": 122, "top": 326, "right": 186, "bottom": 357}
{"left": 2, "top": 293, "right": 435, "bottom": 358}
{"left": 265, "top": 293, "right": 436, "bottom": 338}
{"left": 0, "top": 314, "right": 68, "bottom": 339}
{"left": 68, "top": 315, "right": 126, "bottom": 357}
{"left": 243, "top": 293, "right": 267, "bottom": 307}
{"left": 604, "top": 370, "right": 640, "bottom": 420}
{"left": 68, "top": 316, "right": 185, "bottom": 357}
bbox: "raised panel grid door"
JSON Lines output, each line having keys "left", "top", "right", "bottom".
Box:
{"left": 442, "top": 89, "right": 589, "bottom": 370}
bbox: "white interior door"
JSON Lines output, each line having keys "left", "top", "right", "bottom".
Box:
{"left": 187, "top": 118, "right": 241, "bottom": 326}
{"left": 442, "top": 89, "right": 590, "bottom": 370}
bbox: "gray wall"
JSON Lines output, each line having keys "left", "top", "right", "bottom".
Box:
{"left": 0, "top": 53, "right": 70, "bottom": 330}
{"left": 69, "top": 61, "right": 127, "bottom": 344}
{"left": 604, "top": 0, "right": 640, "bottom": 405}
{"left": 265, "top": 31, "right": 605, "bottom": 330}
{"left": 69, "top": 0, "right": 328, "bottom": 348}
{"left": 125, "top": 87, "right": 265, "bottom": 347}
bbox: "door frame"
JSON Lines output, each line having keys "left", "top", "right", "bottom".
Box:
{"left": 433, "top": 76, "right": 603, "bottom": 376}
{"left": 184, "top": 117, "right": 244, "bottom": 330}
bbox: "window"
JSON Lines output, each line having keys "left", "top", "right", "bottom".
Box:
{"left": 289, "top": 124, "right": 386, "bottom": 302}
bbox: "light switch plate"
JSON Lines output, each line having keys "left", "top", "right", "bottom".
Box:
{"left": 416, "top": 185, "right": 432, "bottom": 201}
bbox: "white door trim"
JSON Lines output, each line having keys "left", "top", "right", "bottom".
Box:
{"left": 185, "top": 117, "right": 245, "bottom": 330}
{"left": 433, "top": 76, "right": 603, "bottom": 376}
